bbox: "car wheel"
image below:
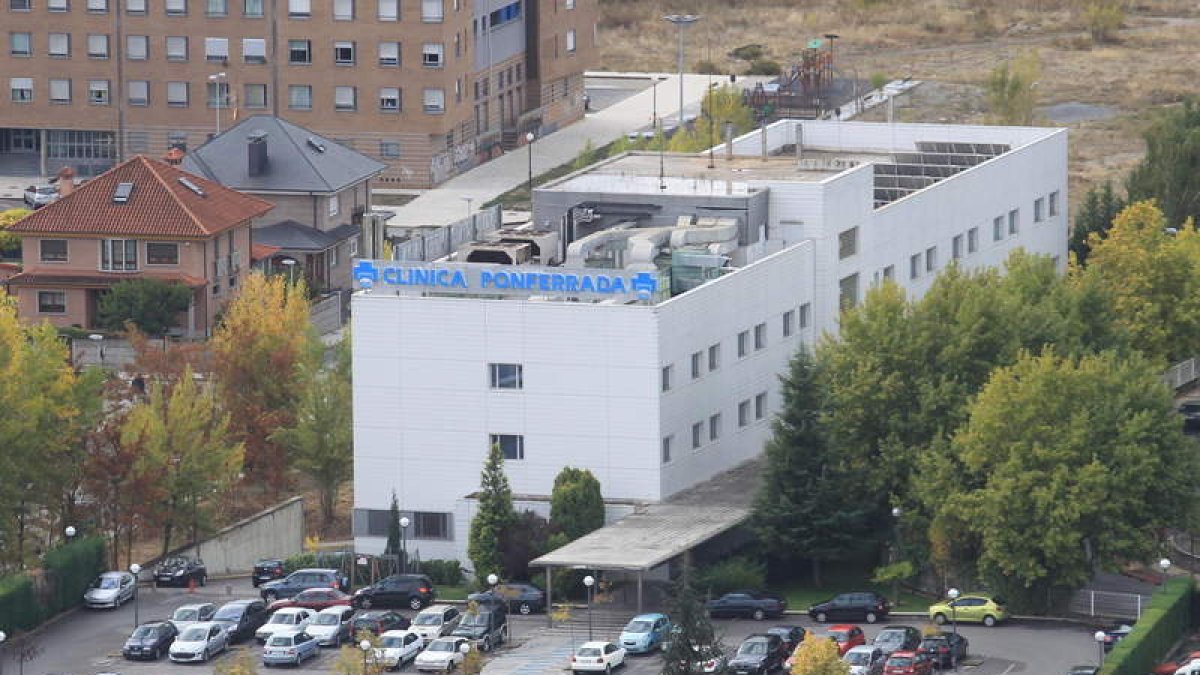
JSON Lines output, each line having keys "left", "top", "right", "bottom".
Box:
{"left": 519, "top": 602, "right": 532, "bottom": 615}
{"left": 199, "top": 574, "right": 207, "bottom": 587}
{"left": 752, "top": 608, "right": 765, "bottom": 621}
{"left": 815, "top": 612, "right": 827, "bottom": 623}
{"left": 202, "top": 647, "right": 210, "bottom": 662}
{"left": 265, "top": 590, "right": 278, "bottom": 602}
{"left": 361, "top": 597, "right": 374, "bottom": 609}
{"left": 865, "top": 612, "right": 879, "bottom": 624}
{"left": 410, "top": 596, "right": 424, "bottom": 611}
{"left": 983, "top": 615, "right": 996, "bottom": 627}
{"left": 482, "top": 637, "right": 492, "bottom": 652}
{"left": 335, "top": 633, "right": 342, "bottom": 648}
{"left": 933, "top": 613, "right": 947, "bottom": 625}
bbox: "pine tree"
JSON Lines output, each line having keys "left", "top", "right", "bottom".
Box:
{"left": 550, "top": 467, "right": 604, "bottom": 541}
{"left": 1069, "top": 181, "right": 1125, "bottom": 266}
{"left": 662, "top": 572, "right": 722, "bottom": 675}
{"left": 468, "top": 442, "right": 516, "bottom": 583}
{"left": 384, "top": 491, "right": 402, "bottom": 559}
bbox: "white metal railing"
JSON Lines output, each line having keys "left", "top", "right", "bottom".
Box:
{"left": 1163, "top": 357, "right": 1199, "bottom": 392}
{"left": 1068, "top": 589, "right": 1152, "bottom": 620}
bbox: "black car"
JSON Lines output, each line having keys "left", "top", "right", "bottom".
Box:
{"left": 350, "top": 610, "right": 410, "bottom": 635}
{"left": 154, "top": 555, "right": 207, "bottom": 588}
{"left": 917, "top": 632, "right": 968, "bottom": 668}
{"left": 807, "top": 592, "right": 890, "bottom": 624}
{"left": 468, "top": 582, "right": 546, "bottom": 615}
{"left": 727, "top": 634, "right": 786, "bottom": 675}
{"left": 212, "top": 599, "right": 270, "bottom": 643}
{"left": 1101, "top": 624, "right": 1133, "bottom": 652}
{"left": 252, "top": 559, "right": 286, "bottom": 587}
{"left": 765, "top": 626, "right": 806, "bottom": 654}
{"left": 122, "top": 620, "right": 178, "bottom": 660}
{"left": 872, "top": 625, "right": 922, "bottom": 656}
{"left": 353, "top": 573, "right": 437, "bottom": 611}
{"left": 260, "top": 568, "right": 349, "bottom": 603}
{"left": 705, "top": 591, "right": 787, "bottom": 620}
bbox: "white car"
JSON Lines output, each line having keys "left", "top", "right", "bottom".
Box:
{"left": 414, "top": 636, "right": 469, "bottom": 672}
{"left": 169, "top": 602, "right": 217, "bottom": 631}
{"left": 376, "top": 630, "right": 424, "bottom": 670}
{"left": 411, "top": 604, "right": 462, "bottom": 644}
{"left": 169, "top": 621, "right": 229, "bottom": 663}
{"left": 307, "top": 605, "right": 356, "bottom": 647}
{"left": 255, "top": 607, "right": 314, "bottom": 644}
{"left": 844, "top": 646, "right": 886, "bottom": 675}
{"left": 1176, "top": 659, "right": 1200, "bottom": 675}
{"left": 571, "top": 641, "right": 626, "bottom": 675}
{"left": 83, "top": 571, "right": 136, "bottom": 609}
{"left": 23, "top": 184, "right": 58, "bottom": 208}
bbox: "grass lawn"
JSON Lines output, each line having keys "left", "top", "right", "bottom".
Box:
{"left": 777, "top": 566, "right": 934, "bottom": 614}
{"left": 438, "top": 584, "right": 470, "bottom": 601}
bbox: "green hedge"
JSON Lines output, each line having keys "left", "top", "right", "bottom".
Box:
{"left": 0, "top": 574, "right": 43, "bottom": 633}
{"left": 1101, "top": 576, "right": 1194, "bottom": 675}
{"left": 415, "top": 560, "right": 464, "bottom": 587}
{"left": 43, "top": 535, "right": 106, "bottom": 616}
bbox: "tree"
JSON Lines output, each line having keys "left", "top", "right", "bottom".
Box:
{"left": 499, "top": 509, "right": 550, "bottom": 581}
{"left": 468, "top": 441, "right": 516, "bottom": 583}
{"left": 550, "top": 467, "right": 604, "bottom": 541}
{"left": 271, "top": 334, "right": 352, "bottom": 527}
{"left": 96, "top": 278, "right": 192, "bottom": 336}
{"left": 384, "top": 491, "right": 402, "bottom": 559}
{"left": 0, "top": 208, "right": 29, "bottom": 252}
{"left": 332, "top": 631, "right": 384, "bottom": 675}
{"left": 1069, "top": 182, "right": 1126, "bottom": 266}
{"left": 985, "top": 50, "right": 1040, "bottom": 126}
{"left": 666, "top": 86, "right": 756, "bottom": 153}
{"left": 1083, "top": 0, "right": 1124, "bottom": 43}
{"left": 752, "top": 349, "right": 872, "bottom": 586}
{"left": 1127, "top": 99, "right": 1200, "bottom": 228}
{"left": 789, "top": 636, "right": 848, "bottom": 675}
{"left": 662, "top": 572, "right": 722, "bottom": 675}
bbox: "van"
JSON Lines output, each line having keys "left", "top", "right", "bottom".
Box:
{"left": 452, "top": 602, "right": 508, "bottom": 652}
{"left": 410, "top": 604, "right": 462, "bottom": 644}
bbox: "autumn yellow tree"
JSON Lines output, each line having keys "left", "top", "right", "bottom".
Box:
{"left": 0, "top": 208, "right": 30, "bottom": 250}
{"left": 211, "top": 272, "right": 320, "bottom": 493}
{"left": 668, "top": 86, "right": 756, "bottom": 153}
{"left": 789, "top": 636, "right": 849, "bottom": 675}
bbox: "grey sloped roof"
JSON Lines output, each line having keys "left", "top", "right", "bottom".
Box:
{"left": 182, "top": 115, "right": 386, "bottom": 194}
{"left": 255, "top": 219, "right": 358, "bottom": 251}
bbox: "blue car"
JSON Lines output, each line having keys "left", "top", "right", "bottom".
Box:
{"left": 619, "top": 613, "right": 671, "bottom": 654}
{"left": 262, "top": 629, "right": 320, "bottom": 666}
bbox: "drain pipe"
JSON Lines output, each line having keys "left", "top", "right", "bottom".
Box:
{"left": 795, "top": 122, "right": 803, "bottom": 163}
{"left": 724, "top": 122, "right": 734, "bottom": 162}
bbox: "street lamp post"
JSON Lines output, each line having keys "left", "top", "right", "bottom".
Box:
{"left": 65, "top": 525, "right": 77, "bottom": 541}
{"left": 129, "top": 564, "right": 142, "bottom": 628}
{"left": 662, "top": 15, "right": 700, "bottom": 127}
{"left": 946, "top": 588, "right": 960, "bottom": 672}
{"left": 890, "top": 507, "right": 902, "bottom": 603}
{"left": 87, "top": 334, "right": 105, "bottom": 368}
{"left": 1159, "top": 557, "right": 1172, "bottom": 582}
{"left": 1094, "top": 630, "right": 1106, "bottom": 668}
{"left": 399, "top": 516, "right": 410, "bottom": 574}
{"left": 280, "top": 258, "right": 296, "bottom": 285}
{"left": 583, "top": 575, "right": 595, "bottom": 641}
{"left": 525, "top": 132, "right": 535, "bottom": 199}
{"left": 0, "top": 629, "right": 7, "bottom": 675}
{"left": 208, "top": 72, "right": 227, "bottom": 136}
{"left": 360, "top": 638, "right": 372, "bottom": 674}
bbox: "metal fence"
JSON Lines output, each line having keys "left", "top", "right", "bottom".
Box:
{"left": 391, "top": 204, "right": 503, "bottom": 262}
{"left": 1163, "top": 357, "right": 1199, "bottom": 392}
{"left": 1068, "top": 589, "right": 1152, "bottom": 620}
{"left": 310, "top": 290, "right": 350, "bottom": 335}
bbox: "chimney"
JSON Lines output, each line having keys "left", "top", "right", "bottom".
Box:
{"left": 162, "top": 147, "right": 185, "bottom": 166}
{"left": 56, "top": 166, "right": 76, "bottom": 196}
{"left": 247, "top": 130, "right": 269, "bottom": 177}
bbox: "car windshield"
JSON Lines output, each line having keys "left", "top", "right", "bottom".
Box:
{"left": 624, "top": 621, "right": 652, "bottom": 633}
{"left": 844, "top": 652, "right": 870, "bottom": 665}
{"left": 162, "top": 557, "right": 185, "bottom": 566}
{"left": 214, "top": 607, "right": 243, "bottom": 621}
{"left": 268, "top": 636, "right": 293, "bottom": 647}
{"left": 876, "top": 632, "right": 903, "bottom": 645}
{"left": 578, "top": 648, "right": 601, "bottom": 657}
{"left": 414, "top": 614, "right": 443, "bottom": 625}
{"left": 131, "top": 626, "right": 159, "bottom": 639}
{"left": 460, "top": 613, "right": 489, "bottom": 627}
{"left": 921, "top": 639, "right": 946, "bottom": 649}
{"left": 180, "top": 627, "right": 208, "bottom": 641}
{"left": 174, "top": 609, "right": 199, "bottom": 621}
{"left": 888, "top": 657, "right": 914, "bottom": 667}
{"left": 427, "top": 640, "right": 456, "bottom": 652}
{"left": 382, "top": 636, "right": 406, "bottom": 647}
{"left": 94, "top": 576, "right": 120, "bottom": 590}
{"left": 314, "top": 614, "right": 340, "bottom": 626}
{"left": 270, "top": 614, "right": 296, "bottom": 624}
{"left": 828, "top": 631, "right": 848, "bottom": 642}
{"left": 738, "top": 641, "right": 768, "bottom": 656}
{"left": 36, "top": 187, "right": 55, "bottom": 195}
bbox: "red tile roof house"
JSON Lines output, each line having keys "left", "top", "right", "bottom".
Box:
{"left": 5, "top": 156, "right": 273, "bottom": 337}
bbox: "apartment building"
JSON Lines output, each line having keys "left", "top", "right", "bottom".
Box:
{"left": 0, "top": 0, "right": 596, "bottom": 185}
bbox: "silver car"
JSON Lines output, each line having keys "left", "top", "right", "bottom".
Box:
{"left": 23, "top": 184, "right": 58, "bottom": 208}
{"left": 84, "top": 571, "right": 137, "bottom": 609}
{"left": 306, "top": 606, "right": 356, "bottom": 647}
{"left": 169, "top": 622, "right": 229, "bottom": 663}
{"left": 170, "top": 602, "right": 217, "bottom": 631}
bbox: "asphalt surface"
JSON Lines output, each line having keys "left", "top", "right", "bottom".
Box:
{"left": 2, "top": 578, "right": 1102, "bottom": 675}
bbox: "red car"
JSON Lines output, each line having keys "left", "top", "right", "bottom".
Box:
{"left": 267, "top": 588, "right": 353, "bottom": 612}
{"left": 883, "top": 650, "right": 933, "bottom": 675}
{"left": 823, "top": 624, "right": 866, "bottom": 656}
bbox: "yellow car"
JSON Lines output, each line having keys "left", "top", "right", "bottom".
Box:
{"left": 927, "top": 594, "right": 1008, "bottom": 627}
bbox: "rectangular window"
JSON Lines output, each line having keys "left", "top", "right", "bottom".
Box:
{"left": 691, "top": 422, "right": 703, "bottom": 449}
{"left": 952, "top": 234, "right": 963, "bottom": 260}
{"left": 87, "top": 34, "right": 109, "bottom": 58}
{"left": 421, "top": 0, "right": 441, "bottom": 21}
{"left": 206, "top": 81, "right": 230, "bottom": 108}
{"left": 489, "top": 433, "right": 524, "bottom": 460}
{"left": 334, "top": 85, "right": 356, "bottom": 111}
{"left": 10, "top": 0, "right": 30, "bottom": 9}
{"left": 993, "top": 216, "right": 1003, "bottom": 241}
{"left": 378, "top": 41, "right": 399, "bottom": 66}
{"left": 754, "top": 323, "right": 766, "bottom": 350}
{"left": 708, "top": 343, "right": 720, "bottom": 371}
{"left": 167, "top": 131, "right": 188, "bottom": 150}
{"left": 242, "top": 38, "right": 266, "bottom": 63}
{"left": 166, "top": 81, "right": 188, "bottom": 107}
{"left": 565, "top": 0, "right": 573, "bottom": 7}
{"left": 755, "top": 392, "right": 766, "bottom": 420}
{"left": 126, "top": 35, "right": 147, "bottom": 60}
{"left": 166, "top": 36, "right": 188, "bottom": 61}
{"left": 783, "top": 310, "right": 795, "bottom": 337}
{"left": 967, "top": 227, "right": 979, "bottom": 253}
{"left": 377, "top": 0, "right": 396, "bottom": 19}
{"left": 48, "top": 33, "right": 69, "bottom": 57}
{"left": 125, "top": 0, "right": 145, "bottom": 11}
{"left": 49, "top": 79, "right": 71, "bottom": 103}
{"left": 40, "top": 239, "right": 68, "bottom": 262}
{"left": 244, "top": 83, "right": 267, "bottom": 108}
{"left": 882, "top": 265, "right": 894, "bottom": 281}
{"left": 661, "top": 436, "right": 672, "bottom": 464}
{"left": 243, "top": 0, "right": 262, "bottom": 15}
{"left": 738, "top": 400, "right": 750, "bottom": 427}
{"left": 422, "top": 43, "right": 443, "bottom": 67}
{"left": 288, "top": 39, "right": 311, "bottom": 64}
{"left": 100, "top": 239, "right": 138, "bottom": 271}
{"left": 839, "top": 273, "right": 859, "bottom": 311}
{"left": 566, "top": 28, "right": 576, "bottom": 52}
{"left": 206, "top": 0, "right": 226, "bottom": 14}
{"left": 205, "top": 37, "right": 228, "bottom": 61}
{"left": 380, "top": 140, "right": 401, "bottom": 157}
{"left": 328, "top": 194, "right": 339, "bottom": 217}
{"left": 88, "top": 80, "right": 110, "bottom": 105}
{"left": 1034, "top": 197, "right": 1045, "bottom": 223}
{"left": 86, "top": 0, "right": 106, "bottom": 10}
{"left": 660, "top": 364, "right": 672, "bottom": 392}
{"left": 288, "top": 85, "right": 311, "bottom": 110}
{"left": 709, "top": 413, "right": 721, "bottom": 441}
{"left": 9, "top": 78, "right": 32, "bottom": 103}
{"left": 38, "top": 291, "right": 66, "bottom": 314}
{"left": 1008, "top": 209, "right": 1019, "bottom": 235}
{"left": 288, "top": 0, "right": 309, "bottom": 15}
{"left": 422, "top": 88, "right": 444, "bottom": 114}
{"left": 165, "top": 0, "right": 186, "bottom": 13}
{"left": 48, "top": 0, "right": 68, "bottom": 10}
{"left": 413, "top": 512, "right": 450, "bottom": 539}
{"left": 1049, "top": 191, "right": 1060, "bottom": 217}
{"left": 838, "top": 226, "right": 858, "bottom": 259}
{"left": 488, "top": 363, "right": 522, "bottom": 389}
{"left": 737, "top": 330, "right": 749, "bottom": 358}
{"left": 799, "top": 303, "right": 811, "bottom": 329}
{"left": 146, "top": 242, "right": 179, "bottom": 265}
{"left": 690, "top": 351, "right": 702, "bottom": 379}
{"left": 10, "top": 33, "right": 32, "bottom": 57}
{"left": 925, "top": 246, "right": 936, "bottom": 272}
{"left": 333, "top": 0, "right": 352, "bottom": 18}
{"left": 909, "top": 253, "right": 920, "bottom": 279}
{"left": 334, "top": 41, "right": 355, "bottom": 65}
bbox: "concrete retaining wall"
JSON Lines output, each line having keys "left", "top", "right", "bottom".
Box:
{"left": 159, "top": 496, "right": 305, "bottom": 576}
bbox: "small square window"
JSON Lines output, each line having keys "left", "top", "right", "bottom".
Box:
{"left": 88, "top": 80, "right": 110, "bottom": 105}
{"left": 243, "top": 0, "right": 262, "bottom": 15}
{"left": 86, "top": 0, "right": 107, "bottom": 11}
{"left": 146, "top": 242, "right": 179, "bottom": 265}
{"left": 40, "top": 239, "right": 68, "bottom": 262}
{"left": 691, "top": 422, "right": 703, "bottom": 449}
{"left": 783, "top": 310, "right": 795, "bottom": 337}
{"left": 288, "top": 0, "right": 309, "bottom": 15}
{"left": 49, "top": 79, "right": 71, "bottom": 103}
{"left": 379, "top": 87, "right": 400, "bottom": 112}
{"left": 380, "top": 141, "right": 401, "bottom": 158}
{"left": 288, "top": 85, "right": 312, "bottom": 110}
{"left": 738, "top": 400, "right": 750, "bottom": 427}
{"left": 708, "top": 344, "right": 720, "bottom": 371}
{"left": 377, "top": 0, "right": 397, "bottom": 19}
{"left": 661, "top": 436, "right": 672, "bottom": 464}
{"left": 87, "top": 34, "right": 109, "bottom": 58}
{"left": 378, "top": 41, "right": 400, "bottom": 66}
{"left": 334, "top": 41, "right": 355, "bottom": 65}
{"left": 421, "top": 0, "right": 442, "bottom": 21}
{"left": 38, "top": 291, "right": 66, "bottom": 314}
{"left": 967, "top": 227, "right": 979, "bottom": 253}
{"left": 10, "top": 33, "right": 32, "bottom": 57}
{"left": 48, "top": 0, "right": 68, "bottom": 10}
{"left": 166, "top": 81, "right": 189, "bottom": 107}
{"left": 488, "top": 363, "right": 522, "bottom": 389}
{"left": 165, "top": 0, "right": 186, "bottom": 13}
{"left": 206, "top": 0, "right": 226, "bottom": 15}
{"left": 754, "top": 323, "right": 766, "bottom": 350}
{"left": 737, "top": 330, "right": 749, "bottom": 358}
{"left": 709, "top": 413, "right": 721, "bottom": 441}
{"left": 489, "top": 433, "right": 524, "bottom": 460}
{"left": 125, "top": 0, "right": 145, "bottom": 11}
{"left": 288, "top": 39, "right": 311, "bottom": 64}
{"left": 126, "top": 35, "right": 148, "bottom": 60}
{"left": 242, "top": 38, "right": 266, "bottom": 63}
{"left": 882, "top": 266, "right": 894, "bottom": 281}
{"left": 244, "top": 83, "right": 267, "bottom": 109}
{"left": 48, "top": 33, "right": 70, "bottom": 57}
{"left": 799, "top": 303, "right": 810, "bottom": 329}
{"left": 333, "top": 0, "right": 352, "bottom": 19}
{"left": 660, "top": 365, "right": 672, "bottom": 392}
{"left": 10, "top": 78, "right": 33, "bottom": 103}
{"left": 952, "top": 234, "right": 963, "bottom": 260}
{"left": 422, "top": 43, "right": 444, "bottom": 68}
{"left": 1049, "top": 191, "right": 1060, "bottom": 217}
{"left": 690, "top": 351, "right": 702, "bottom": 380}
{"left": 166, "top": 36, "right": 188, "bottom": 61}
{"left": 1008, "top": 209, "right": 1019, "bottom": 235}
{"left": 10, "top": 0, "right": 31, "bottom": 9}
{"left": 838, "top": 226, "right": 858, "bottom": 260}
{"left": 423, "top": 88, "right": 445, "bottom": 114}
{"left": 335, "top": 85, "right": 357, "bottom": 111}
{"left": 755, "top": 392, "right": 766, "bottom": 420}
{"left": 205, "top": 37, "right": 229, "bottom": 61}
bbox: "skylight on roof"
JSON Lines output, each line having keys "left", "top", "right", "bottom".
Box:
{"left": 306, "top": 138, "right": 326, "bottom": 153}
{"left": 112, "top": 182, "right": 134, "bottom": 203}
{"left": 177, "top": 177, "right": 207, "bottom": 197}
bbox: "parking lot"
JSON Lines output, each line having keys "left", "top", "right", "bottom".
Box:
{"left": 1, "top": 576, "right": 1104, "bottom": 675}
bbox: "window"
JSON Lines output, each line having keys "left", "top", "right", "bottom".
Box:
{"left": 412, "top": 512, "right": 450, "bottom": 539}
{"left": 565, "top": 0, "right": 573, "bottom": 7}
{"left": 333, "top": 0, "right": 351, "bottom": 19}
{"left": 421, "top": 0, "right": 441, "bottom": 21}
{"left": 488, "top": 363, "right": 522, "bottom": 389}
{"left": 244, "top": 83, "right": 267, "bottom": 108}
{"left": 1034, "top": 197, "right": 1045, "bottom": 223}
{"left": 10, "top": 33, "right": 32, "bottom": 57}
{"left": 967, "top": 227, "right": 979, "bottom": 253}
{"left": 691, "top": 422, "right": 703, "bottom": 449}
{"left": 88, "top": 80, "right": 110, "bottom": 105}
{"left": 709, "top": 413, "right": 721, "bottom": 441}
{"left": 566, "top": 28, "right": 576, "bottom": 52}
{"left": 288, "top": 39, "right": 311, "bottom": 64}
{"left": 925, "top": 246, "right": 936, "bottom": 272}
{"left": 38, "top": 291, "right": 66, "bottom": 314}
{"left": 166, "top": 81, "right": 189, "bottom": 107}
{"left": 334, "top": 86, "right": 356, "bottom": 111}
{"left": 146, "top": 242, "right": 179, "bottom": 265}
{"left": 422, "top": 43, "right": 443, "bottom": 67}
{"left": 87, "top": 34, "right": 109, "bottom": 58}
{"left": 205, "top": 37, "right": 228, "bottom": 61}
{"left": 952, "top": 234, "right": 963, "bottom": 260}
{"left": 334, "top": 41, "right": 355, "bottom": 65}
{"left": 48, "top": 0, "right": 68, "bottom": 10}
{"left": 288, "top": 0, "right": 309, "bottom": 15}
{"left": 328, "top": 194, "right": 339, "bottom": 217}
{"left": 10, "top": 0, "right": 30, "bottom": 9}
{"left": 799, "top": 303, "right": 810, "bottom": 329}
{"left": 40, "top": 239, "right": 68, "bottom": 262}
{"left": 10, "top": 78, "right": 32, "bottom": 103}
{"left": 166, "top": 36, "right": 188, "bottom": 61}
{"left": 422, "top": 88, "right": 444, "bottom": 113}
{"left": 708, "top": 344, "right": 720, "bottom": 371}
{"left": 48, "top": 33, "right": 69, "bottom": 57}
{"left": 125, "top": 0, "right": 145, "bottom": 11}
{"left": 239, "top": 38, "right": 266, "bottom": 63}
{"left": 167, "top": 131, "right": 188, "bottom": 150}
{"left": 86, "top": 0, "right": 106, "bottom": 10}
{"left": 49, "top": 79, "right": 71, "bottom": 103}
{"left": 127, "top": 81, "right": 148, "bottom": 105}
{"left": 206, "top": 0, "right": 226, "bottom": 14}
{"left": 839, "top": 273, "right": 859, "bottom": 310}
{"left": 738, "top": 400, "right": 750, "bottom": 427}
{"left": 288, "top": 85, "right": 311, "bottom": 110}
{"left": 838, "top": 226, "right": 858, "bottom": 259}
{"left": 882, "top": 265, "right": 894, "bottom": 281}
{"left": 755, "top": 392, "right": 767, "bottom": 420}
{"left": 126, "top": 35, "right": 147, "bottom": 60}
{"left": 754, "top": 323, "right": 766, "bottom": 350}
{"left": 243, "top": 0, "right": 262, "bottom": 15}
{"left": 489, "top": 433, "right": 524, "bottom": 460}
{"left": 737, "top": 330, "right": 749, "bottom": 358}
{"left": 378, "top": 41, "right": 399, "bottom": 66}
{"left": 377, "top": 0, "right": 396, "bottom": 19}
{"left": 993, "top": 216, "right": 1003, "bottom": 241}
{"left": 660, "top": 364, "right": 672, "bottom": 392}
{"left": 1049, "top": 190, "right": 1060, "bottom": 217}
{"left": 909, "top": 253, "right": 920, "bottom": 279}
{"left": 206, "top": 81, "right": 230, "bottom": 107}
{"left": 376, "top": 87, "right": 401, "bottom": 112}
{"left": 165, "top": 0, "right": 186, "bottom": 13}
{"left": 690, "top": 351, "right": 702, "bottom": 379}
{"left": 783, "top": 309, "right": 795, "bottom": 337}
{"left": 380, "top": 141, "right": 400, "bottom": 158}
{"left": 661, "top": 436, "right": 672, "bottom": 464}
{"left": 101, "top": 239, "right": 138, "bottom": 271}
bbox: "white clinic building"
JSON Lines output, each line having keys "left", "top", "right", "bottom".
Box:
{"left": 351, "top": 119, "right": 1068, "bottom": 564}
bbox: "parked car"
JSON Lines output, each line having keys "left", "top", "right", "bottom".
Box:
{"left": 690, "top": 644, "right": 728, "bottom": 674}
{"left": 307, "top": 605, "right": 357, "bottom": 648}
{"left": 808, "top": 592, "right": 890, "bottom": 624}
{"left": 706, "top": 591, "right": 787, "bottom": 620}
{"left": 415, "top": 636, "right": 470, "bottom": 672}
{"left": 260, "top": 568, "right": 349, "bottom": 602}
{"left": 872, "top": 626, "right": 922, "bottom": 657}
{"left": 377, "top": 630, "right": 425, "bottom": 670}
{"left": 1153, "top": 652, "right": 1200, "bottom": 675}
{"left": 916, "top": 632, "right": 968, "bottom": 669}
{"left": 1100, "top": 623, "right": 1134, "bottom": 652}
{"left": 169, "top": 622, "right": 229, "bottom": 663}
{"left": 268, "top": 587, "right": 354, "bottom": 612}
{"left": 927, "top": 593, "right": 1008, "bottom": 627}
{"left": 468, "top": 582, "right": 547, "bottom": 615}
{"left": 262, "top": 629, "right": 320, "bottom": 667}
{"left": 354, "top": 573, "right": 437, "bottom": 610}
{"left": 570, "top": 641, "right": 627, "bottom": 675}
{"left": 352, "top": 609, "right": 411, "bottom": 636}
{"left": 122, "top": 620, "right": 178, "bottom": 661}
{"left": 169, "top": 603, "right": 217, "bottom": 631}
{"left": 619, "top": 613, "right": 672, "bottom": 654}
{"left": 822, "top": 625, "right": 867, "bottom": 656}
{"left": 84, "top": 571, "right": 137, "bottom": 609}
{"left": 727, "top": 634, "right": 787, "bottom": 675}
{"left": 253, "top": 558, "right": 287, "bottom": 587}
{"left": 843, "top": 646, "right": 886, "bottom": 675}
{"left": 452, "top": 601, "right": 508, "bottom": 652}
{"left": 882, "top": 650, "right": 933, "bottom": 675}
{"left": 154, "top": 555, "right": 207, "bottom": 587}
{"left": 212, "top": 598, "right": 270, "bottom": 643}
{"left": 1067, "top": 668, "right": 1100, "bottom": 675}
{"left": 411, "top": 604, "right": 463, "bottom": 644}
{"left": 23, "top": 184, "right": 58, "bottom": 208}
{"left": 1176, "top": 662, "right": 1200, "bottom": 675}
{"left": 1179, "top": 401, "right": 1200, "bottom": 433}
{"left": 765, "top": 626, "right": 805, "bottom": 654}
{"left": 255, "top": 607, "right": 315, "bottom": 644}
